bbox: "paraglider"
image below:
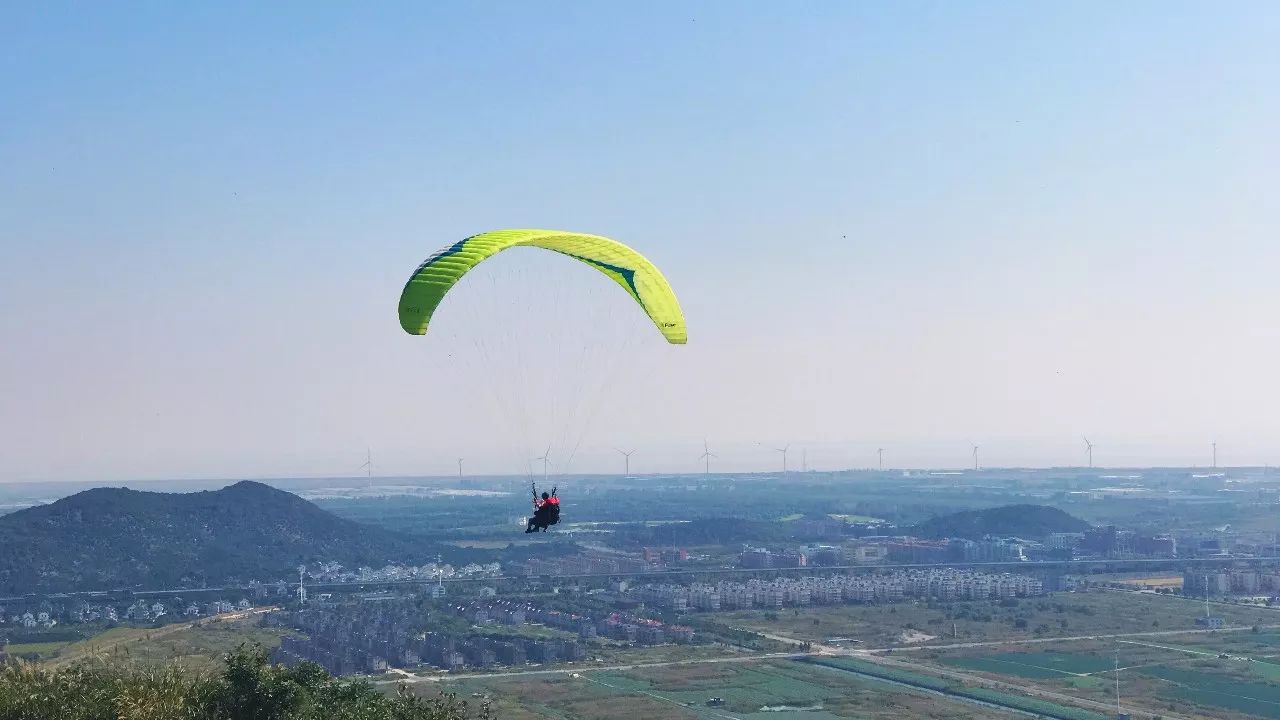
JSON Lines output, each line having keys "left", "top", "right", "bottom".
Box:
{"left": 398, "top": 229, "right": 686, "bottom": 533}
{"left": 526, "top": 484, "right": 560, "bottom": 533}
{"left": 398, "top": 229, "right": 687, "bottom": 344}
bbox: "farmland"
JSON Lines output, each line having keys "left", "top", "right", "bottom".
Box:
{"left": 714, "top": 590, "right": 1280, "bottom": 648}
{"left": 905, "top": 629, "right": 1280, "bottom": 719}
{"left": 444, "top": 659, "right": 1029, "bottom": 719}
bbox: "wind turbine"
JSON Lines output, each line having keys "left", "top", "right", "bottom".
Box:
{"left": 1083, "top": 436, "right": 1094, "bottom": 468}
{"left": 615, "top": 448, "right": 635, "bottom": 476}
{"left": 533, "top": 444, "right": 552, "bottom": 483}
{"left": 1212, "top": 441, "right": 1218, "bottom": 469}
{"left": 971, "top": 444, "right": 979, "bottom": 471}
{"left": 776, "top": 444, "right": 790, "bottom": 475}
{"left": 700, "top": 440, "right": 716, "bottom": 476}
{"left": 877, "top": 448, "right": 885, "bottom": 471}
{"left": 359, "top": 449, "right": 372, "bottom": 487}
{"left": 801, "top": 448, "right": 808, "bottom": 473}
{"left": 457, "top": 457, "right": 464, "bottom": 479}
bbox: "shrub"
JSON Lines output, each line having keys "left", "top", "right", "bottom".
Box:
{"left": 0, "top": 645, "right": 489, "bottom": 720}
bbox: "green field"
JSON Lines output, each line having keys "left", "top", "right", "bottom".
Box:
{"left": 1140, "top": 665, "right": 1280, "bottom": 718}
{"left": 445, "top": 659, "right": 1026, "bottom": 719}
{"left": 941, "top": 651, "right": 1114, "bottom": 679}
{"left": 910, "top": 629, "right": 1280, "bottom": 719}
{"left": 0, "top": 641, "right": 73, "bottom": 659}
{"left": 802, "top": 657, "right": 1109, "bottom": 720}
{"left": 716, "top": 590, "right": 1280, "bottom": 648}
{"left": 45, "top": 615, "right": 289, "bottom": 672}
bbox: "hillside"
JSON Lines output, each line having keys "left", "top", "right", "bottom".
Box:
{"left": 0, "top": 646, "right": 482, "bottom": 719}
{"left": 910, "top": 504, "right": 1090, "bottom": 540}
{"left": 0, "top": 481, "right": 434, "bottom": 594}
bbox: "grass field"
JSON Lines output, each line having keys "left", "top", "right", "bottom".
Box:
{"left": 715, "top": 590, "right": 1280, "bottom": 648}
{"left": 0, "top": 641, "right": 73, "bottom": 659}
{"left": 444, "top": 660, "right": 1026, "bottom": 719}
{"left": 907, "top": 627, "right": 1280, "bottom": 719}
{"left": 45, "top": 613, "right": 289, "bottom": 672}
{"left": 941, "top": 651, "right": 1114, "bottom": 679}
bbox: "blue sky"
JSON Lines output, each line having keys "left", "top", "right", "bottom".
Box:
{"left": 2, "top": 2, "right": 1278, "bottom": 481}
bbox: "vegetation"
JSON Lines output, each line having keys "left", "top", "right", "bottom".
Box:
{"left": 910, "top": 504, "right": 1090, "bottom": 540}
{"left": 718, "top": 591, "right": 1280, "bottom": 647}
{"left": 0, "top": 645, "right": 490, "bottom": 720}
{"left": 804, "top": 657, "right": 1110, "bottom": 720}
{"left": 0, "top": 481, "right": 441, "bottom": 593}
{"left": 45, "top": 617, "right": 293, "bottom": 673}
{"left": 454, "top": 660, "right": 1025, "bottom": 719}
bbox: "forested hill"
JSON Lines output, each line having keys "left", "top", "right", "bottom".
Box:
{"left": 0, "top": 480, "right": 434, "bottom": 594}
{"left": 910, "top": 504, "right": 1090, "bottom": 540}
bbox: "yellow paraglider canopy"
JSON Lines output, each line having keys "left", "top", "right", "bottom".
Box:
{"left": 398, "top": 229, "right": 687, "bottom": 344}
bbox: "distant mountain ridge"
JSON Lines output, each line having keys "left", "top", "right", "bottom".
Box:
{"left": 0, "top": 481, "right": 434, "bottom": 594}
{"left": 910, "top": 504, "right": 1090, "bottom": 540}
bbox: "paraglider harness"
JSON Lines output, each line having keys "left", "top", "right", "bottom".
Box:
{"left": 529, "top": 483, "right": 560, "bottom": 531}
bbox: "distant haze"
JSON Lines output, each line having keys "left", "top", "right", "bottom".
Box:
{"left": 2, "top": 3, "right": 1279, "bottom": 482}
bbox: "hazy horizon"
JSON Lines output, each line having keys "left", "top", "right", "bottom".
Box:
{"left": 4, "top": 2, "right": 1279, "bottom": 482}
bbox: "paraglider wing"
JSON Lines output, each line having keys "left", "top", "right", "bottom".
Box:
{"left": 397, "top": 229, "right": 687, "bottom": 344}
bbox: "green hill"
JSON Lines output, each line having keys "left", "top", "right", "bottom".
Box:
{"left": 0, "top": 481, "right": 435, "bottom": 594}
{"left": 910, "top": 504, "right": 1090, "bottom": 540}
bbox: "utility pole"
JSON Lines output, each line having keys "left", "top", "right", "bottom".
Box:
{"left": 1114, "top": 646, "right": 1122, "bottom": 718}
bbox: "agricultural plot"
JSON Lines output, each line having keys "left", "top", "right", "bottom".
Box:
{"left": 448, "top": 660, "right": 1025, "bottom": 719}
{"left": 915, "top": 631, "right": 1280, "bottom": 719}
{"left": 715, "top": 590, "right": 1280, "bottom": 648}
{"left": 802, "top": 657, "right": 1109, "bottom": 720}
{"left": 1140, "top": 665, "right": 1280, "bottom": 719}
{"left": 941, "top": 651, "right": 1114, "bottom": 679}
